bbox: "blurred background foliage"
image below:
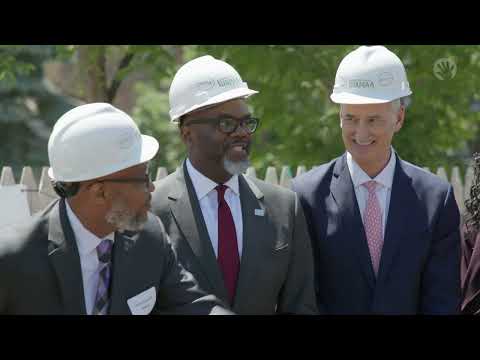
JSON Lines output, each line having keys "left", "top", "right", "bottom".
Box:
{"left": 1, "top": 45, "right": 479, "bottom": 179}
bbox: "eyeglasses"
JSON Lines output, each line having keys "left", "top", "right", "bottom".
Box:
{"left": 184, "top": 116, "right": 259, "bottom": 135}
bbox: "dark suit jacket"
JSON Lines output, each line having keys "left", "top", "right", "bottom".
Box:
{"left": 151, "top": 162, "right": 318, "bottom": 315}
{"left": 0, "top": 199, "right": 231, "bottom": 315}
{"left": 291, "top": 153, "right": 461, "bottom": 314}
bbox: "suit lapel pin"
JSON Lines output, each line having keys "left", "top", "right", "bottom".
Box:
{"left": 254, "top": 209, "right": 265, "bottom": 216}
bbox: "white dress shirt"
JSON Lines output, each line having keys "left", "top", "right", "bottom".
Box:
{"left": 65, "top": 200, "right": 115, "bottom": 315}
{"left": 186, "top": 159, "right": 243, "bottom": 258}
{"left": 346, "top": 148, "right": 397, "bottom": 238}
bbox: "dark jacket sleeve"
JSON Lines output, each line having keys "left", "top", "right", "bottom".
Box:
{"left": 0, "top": 256, "right": 9, "bottom": 313}
{"left": 421, "top": 185, "right": 461, "bottom": 314}
{"left": 276, "top": 193, "right": 318, "bottom": 314}
{"left": 290, "top": 179, "right": 327, "bottom": 314}
{"left": 0, "top": 232, "right": 16, "bottom": 314}
{"left": 152, "top": 218, "right": 233, "bottom": 315}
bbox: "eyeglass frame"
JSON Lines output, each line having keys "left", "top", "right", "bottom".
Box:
{"left": 182, "top": 115, "right": 260, "bottom": 135}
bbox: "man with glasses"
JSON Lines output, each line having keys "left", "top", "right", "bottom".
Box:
{"left": 151, "top": 55, "right": 317, "bottom": 314}
{"left": 0, "top": 102, "right": 231, "bottom": 314}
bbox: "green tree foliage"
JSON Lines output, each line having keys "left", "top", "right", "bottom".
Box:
{"left": 198, "top": 45, "right": 480, "bottom": 175}
{"left": 132, "top": 81, "right": 186, "bottom": 173}
{"left": 52, "top": 45, "right": 179, "bottom": 103}
{"left": 2, "top": 45, "right": 480, "bottom": 179}
{"left": 0, "top": 45, "right": 36, "bottom": 84}
{"left": 0, "top": 45, "right": 79, "bottom": 176}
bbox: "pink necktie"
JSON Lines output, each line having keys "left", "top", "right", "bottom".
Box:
{"left": 362, "top": 181, "right": 384, "bottom": 276}
{"left": 215, "top": 184, "right": 240, "bottom": 304}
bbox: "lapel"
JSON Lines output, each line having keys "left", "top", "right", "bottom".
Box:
{"left": 233, "top": 175, "right": 266, "bottom": 309}
{"left": 376, "top": 155, "right": 415, "bottom": 283}
{"left": 330, "top": 155, "right": 376, "bottom": 289}
{"left": 47, "top": 199, "right": 87, "bottom": 315}
{"left": 108, "top": 231, "right": 136, "bottom": 314}
{"left": 168, "top": 161, "right": 228, "bottom": 300}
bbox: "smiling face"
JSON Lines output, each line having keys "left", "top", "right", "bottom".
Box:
{"left": 340, "top": 101, "right": 405, "bottom": 177}
{"left": 180, "top": 98, "right": 253, "bottom": 183}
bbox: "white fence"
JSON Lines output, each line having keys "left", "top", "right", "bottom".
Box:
{"left": 0, "top": 164, "right": 475, "bottom": 219}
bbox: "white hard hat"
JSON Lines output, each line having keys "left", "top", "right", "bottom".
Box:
{"left": 48, "top": 103, "right": 159, "bottom": 182}
{"left": 169, "top": 55, "right": 258, "bottom": 123}
{"left": 330, "top": 45, "right": 412, "bottom": 104}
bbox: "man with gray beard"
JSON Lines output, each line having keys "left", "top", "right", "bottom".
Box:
{"left": 151, "top": 55, "right": 317, "bottom": 314}
{"left": 0, "top": 102, "right": 231, "bottom": 315}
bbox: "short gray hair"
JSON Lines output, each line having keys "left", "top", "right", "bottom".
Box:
{"left": 392, "top": 96, "right": 411, "bottom": 112}
{"left": 391, "top": 99, "right": 401, "bottom": 112}
{"left": 340, "top": 96, "right": 410, "bottom": 115}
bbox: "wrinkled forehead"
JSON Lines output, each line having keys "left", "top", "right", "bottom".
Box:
{"left": 340, "top": 102, "right": 395, "bottom": 117}
{"left": 99, "top": 162, "right": 149, "bottom": 180}
{"left": 187, "top": 98, "right": 250, "bottom": 118}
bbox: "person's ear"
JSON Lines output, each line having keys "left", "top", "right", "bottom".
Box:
{"left": 180, "top": 124, "right": 192, "bottom": 146}
{"left": 394, "top": 106, "right": 405, "bottom": 133}
{"left": 88, "top": 182, "right": 108, "bottom": 204}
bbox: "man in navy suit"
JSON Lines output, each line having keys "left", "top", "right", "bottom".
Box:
{"left": 291, "top": 46, "right": 461, "bottom": 314}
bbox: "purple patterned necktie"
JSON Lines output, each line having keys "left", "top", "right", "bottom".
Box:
{"left": 92, "top": 239, "right": 113, "bottom": 315}
{"left": 362, "top": 181, "right": 384, "bottom": 277}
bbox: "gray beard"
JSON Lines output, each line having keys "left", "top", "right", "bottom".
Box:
{"left": 223, "top": 157, "right": 250, "bottom": 176}
{"left": 105, "top": 200, "right": 148, "bottom": 233}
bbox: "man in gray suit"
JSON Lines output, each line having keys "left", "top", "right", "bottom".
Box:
{"left": 151, "top": 55, "right": 317, "bottom": 314}
{"left": 0, "top": 103, "right": 231, "bottom": 315}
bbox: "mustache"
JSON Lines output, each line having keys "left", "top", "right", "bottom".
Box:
{"left": 224, "top": 140, "right": 251, "bottom": 150}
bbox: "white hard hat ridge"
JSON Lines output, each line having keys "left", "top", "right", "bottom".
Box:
{"left": 330, "top": 45, "right": 412, "bottom": 105}
{"left": 48, "top": 102, "right": 159, "bottom": 182}
{"left": 169, "top": 55, "right": 258, "bottom": 122}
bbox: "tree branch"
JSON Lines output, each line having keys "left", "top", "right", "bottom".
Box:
{"left": 107, "top": 52, "right": 135, "bottom": 103}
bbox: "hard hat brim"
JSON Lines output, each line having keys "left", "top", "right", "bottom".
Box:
{"left": 139, "top": 134, "right": 160, "bottom": 164}
{"left": 170, "top": 87, "right": 258, "bottom": 123}
{"left": 48, "top": 134, "right": 159, "bottom": 182}
{"left": 330, "top": 90, "right": 412, "bottom": 105}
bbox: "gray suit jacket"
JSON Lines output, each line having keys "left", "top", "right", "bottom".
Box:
{"left": 0, "top": 198, "right": 231, "bottom": 315}
{"left": 151, "top": 161, "right": 318, "bottom": 314}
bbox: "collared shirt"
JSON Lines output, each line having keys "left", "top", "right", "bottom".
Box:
{"left": 65, "top": 200, "right": 115, "bottom": 315}
{"left": 186, "top": 158, "right": 243, "bottom": 258}
{"left": 346, "top": 148, "right": 397, "bottom": 238}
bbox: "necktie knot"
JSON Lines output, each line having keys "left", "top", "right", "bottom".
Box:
{"left": 215, "top": 184, "right": 228, "bottom": 202}
{"left": 97, "top": 239, "right": 113, "bottom": 264}
{"left": 362, "top": 180, "right": 378, "bottom": 194}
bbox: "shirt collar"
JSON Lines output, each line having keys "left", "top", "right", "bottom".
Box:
{"left": 186, "top": 158, "right": 240, "bottom": 200}
{"left": 346, "top": 147, "right": 397, "bottom": 190}
{"left": 65, "top": 200, "right": 115, "bottom": 256}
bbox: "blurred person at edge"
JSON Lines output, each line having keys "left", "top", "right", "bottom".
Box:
{"left": 461, "top": 152, "right": 480, "bottom": 314}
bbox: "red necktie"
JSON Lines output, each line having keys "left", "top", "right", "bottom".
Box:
{"left": 215, "top": 184, "right": 240, "bottom": 304}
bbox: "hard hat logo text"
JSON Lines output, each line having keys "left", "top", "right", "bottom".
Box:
{"left": 195, "top": 79, "right": 217, "bottom": 92}
{"left": 378, "top": 72, "right": 394, "bottom": 87}
{"left": 118, "top": 131, "right": 136, "bottom": 149}
{"left": 348, "top": 79, "right": 375, "bottom": 89}
{"left": 217, "top": 77, "right": 241, "bottom": 88}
